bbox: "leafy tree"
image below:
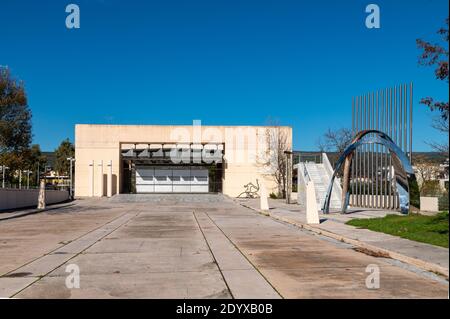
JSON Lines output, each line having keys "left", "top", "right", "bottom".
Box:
{"left": 54, "top": 139, "right": 74, "bottom": 176}
{"left": 417, "top": 17, "right": 449, "bottom": 153}
{"left": 0, "top": 67, "right": 32, "bottom": 185}
{"left": 24, "top": 144, "right": 47, "bottom": 185}
{"left": 0, "top": 67, "right": 32, "bottom": 155}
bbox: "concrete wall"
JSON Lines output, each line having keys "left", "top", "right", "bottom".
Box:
{"left": 0, "top": 189, "right": 69, "bottom": 211}
{"left": 420, "top": 196, "right": 439, "bottom": 212}
{"left": 75, "top": 124, "right": 293, "bottom": 198}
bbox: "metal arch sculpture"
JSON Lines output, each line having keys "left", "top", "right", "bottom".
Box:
{"left": 322, "top": 130, "right": 420, "bottom": 215}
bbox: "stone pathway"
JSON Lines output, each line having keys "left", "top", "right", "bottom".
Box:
{"left": 0, "top": 195, "right": 447, "bottom": 298}
{"left": 238, "top": 198, "right": 449, "bottom": 277}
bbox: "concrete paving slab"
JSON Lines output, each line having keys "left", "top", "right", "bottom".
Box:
{"left": 15, "top": 271, "right": 231, "bottom": 299}
{"left": 239, "top": 198, "right": 449, "bottom": 278}
{"left": 222, "top": 270, "right": 281, "bottom": 299}
{"left": 2, "top": 195, "right": 448, "bottom": 299}
{"left": 85, "top": 237, "right": 210, "bottom": 256}
{"left": 0, "top": 277, "right": 37, "bottom": 298}
{"left": 47, "top": 252, "right": 217, "bottom": 276}
{"left": 259, "top": 266, "right": 448, "bottom": 299}
{"left": 7, "top": 253, "right": 76, "bottom": 278}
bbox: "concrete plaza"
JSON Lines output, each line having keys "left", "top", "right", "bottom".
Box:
{"left": 0, "top": 194, "right": 447, "bottom": 298}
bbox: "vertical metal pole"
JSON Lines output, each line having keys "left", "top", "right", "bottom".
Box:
{"left": 2, "top": 166, "right": 4, "bottom": 189}
{"left": 372, "top": 91, "right": 375, "bottom": 208}
{"left": 384, "top": 88, "right": 388, "bottom": 209}
{"left": 69, "top": 159, "right": 73, "bottom": 199}
{"left": 409, "top": 83, "right": 413, "bottom": 163}
{"left": 375, "top": 90, "right": 379, "bottom": 208}
{"left": 369, "top": 92, "right": 372, "bottom": 208}
{"left": 404, "top": 83, "right": 408, "bottom": 155}
{"left": 364, "top": 93, "right": 368, "bottom": 207}
{"left": 381, "top": 89, "right": 384, "bottom": 209}
{"left": 388, "top": 87, "right": 393, "bottom": 209}
{"left": 362, "top": 94, "right": 365, "bottom": 207}
{"left": 394, "top": 86, "right": 398, "bottom": 209}
{"left": 399, "top": 85, "right": 403, "bottom": 151}
{"left": 368, "top": 92, "right": 372, "bottom": 208}
{"left": 352, "top": 97, "right": 355, "bottom": 207}
{"left": 358, "top": 96, "right": 362, "bottom": 207}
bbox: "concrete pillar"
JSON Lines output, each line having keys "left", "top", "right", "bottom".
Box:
{"left": 37, "top": 179, "right": 46, "bottom": 210}
{"left": 97, "top": 160, "right": 104, "bottom": 197}
{"left": 89, "top": 160, "right": 94, "bottom": 197}
{"left": 306, "top": 181, "right": 320, "bottom": 224}
{"left": 107, "top": 160, "right": 112, "bottom": 197}
{"left": 260, "top": 182, "right": 269, "bottom": 211}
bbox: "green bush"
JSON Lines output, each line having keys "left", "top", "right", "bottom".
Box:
{"left": 269, "top": 192, "right": 278, "bottom": 199}
{"left": 421, "top": 180, "right": 441, "bottom": 197}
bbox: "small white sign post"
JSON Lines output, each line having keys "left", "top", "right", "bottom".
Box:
{"left": 260, "top": 182, "right": 269, "bottom": 212}
{"left": 306, "top": 181, "right": 320, "bottom": 224}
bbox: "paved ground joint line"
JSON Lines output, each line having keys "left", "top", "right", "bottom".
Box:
{"left": 1, "top": 209, "right": 135, "bottom": 278}
{"left": 6, "top": 211, "right": 140, "bottom": 298}
{"left": 201, "top": 211, "right": 283, "bottom": 299}
{"left": 233, "top": 198, "right": 449, "bottom": 280}
{"left": 192, "top": 211, "right": 234, "bottom": 299}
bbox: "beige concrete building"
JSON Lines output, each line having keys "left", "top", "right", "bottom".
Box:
{"left": 75, "top": 124, "right": 292, "bottom": 198}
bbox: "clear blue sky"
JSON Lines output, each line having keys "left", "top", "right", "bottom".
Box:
{"left": 1, "top": 0, "right": 448, "bottom": 152}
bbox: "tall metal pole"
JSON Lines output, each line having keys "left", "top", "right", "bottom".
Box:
{"left": 362, "top": 94, "right": 366, "bottom": 207}
{"left": 388, "top": 87, "right": 393, "bottom": 209}
{"left": 371, "top": 92, "right": 374, "bottom": 208}
{"left": 399, "top": 85, "right": 403, "bottom": 151}
{"left": 404, "top": 83, "right": 408, "bottom": 156}
{"left": 364, "top": 93, "right": 368, "bottom": 207}
{"left": 70, "top": 159, "right": 73, "bottom": 199}
{"left": 351, "top": 97, "right": 355, "bottom": 207}
{"left": 359, "top": 95, "right": 362, "bottom": 207}
{"left": 394, "top": 86, "right": 399, "bottom": 209}
{"left": 375, "top": 90, "right": 379, "bottom": 208}
{"left": 409, "top": 82, "right": 413, "bottom": 163}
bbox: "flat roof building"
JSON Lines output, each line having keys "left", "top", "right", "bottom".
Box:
{"left": 74, "top": 124, "right": 292, "bottom": 198}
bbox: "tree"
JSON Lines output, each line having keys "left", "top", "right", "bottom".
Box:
{"left": 417, "top": 17, "right": 449, "bottom": 153}
{"left": 54, "top": 139, "right": 74, "bottom": 176}
{"left": 0, "top": 67, "right": 32, "bottom": 155}
{"left": 317, "top": 128, "right": 353, "bottom": 153}
{"left": 0, "top": 67, "right": 33, "bottom": 185}
{"left": 413, "top": 154, "right": 441, "bottom": 193}
{"left": 260, "top": 120, "right": 291, "bottom": 198}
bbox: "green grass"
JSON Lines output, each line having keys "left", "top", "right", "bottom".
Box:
{"left": 346, "top": 212, "right": 449, "bottom": 248}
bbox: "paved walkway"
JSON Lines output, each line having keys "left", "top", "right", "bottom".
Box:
{"left": 238, "top": 198, "right": 449, "bottom": 276}
{"left": 0, "top": 195, "right": 447, "bottom": 298}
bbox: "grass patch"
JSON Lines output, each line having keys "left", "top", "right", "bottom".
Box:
{"left": 346, "top": 212, "right": 449, "bottom": 248}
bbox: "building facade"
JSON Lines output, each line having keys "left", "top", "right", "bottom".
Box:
{"left": 74, "top": 124, "right": 292, "bottom": 198}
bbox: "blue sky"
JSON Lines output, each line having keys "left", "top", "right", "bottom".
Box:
{"left": 1, "top": 0, "right": 448, "bottom": 151}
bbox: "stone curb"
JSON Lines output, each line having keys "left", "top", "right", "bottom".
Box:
{"left": 234, "top": 199, "right": 449, "bottom": 279}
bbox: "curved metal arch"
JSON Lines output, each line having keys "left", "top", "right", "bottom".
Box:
{"left": 322, "top": 130, "right": 420, "bottom": 215}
